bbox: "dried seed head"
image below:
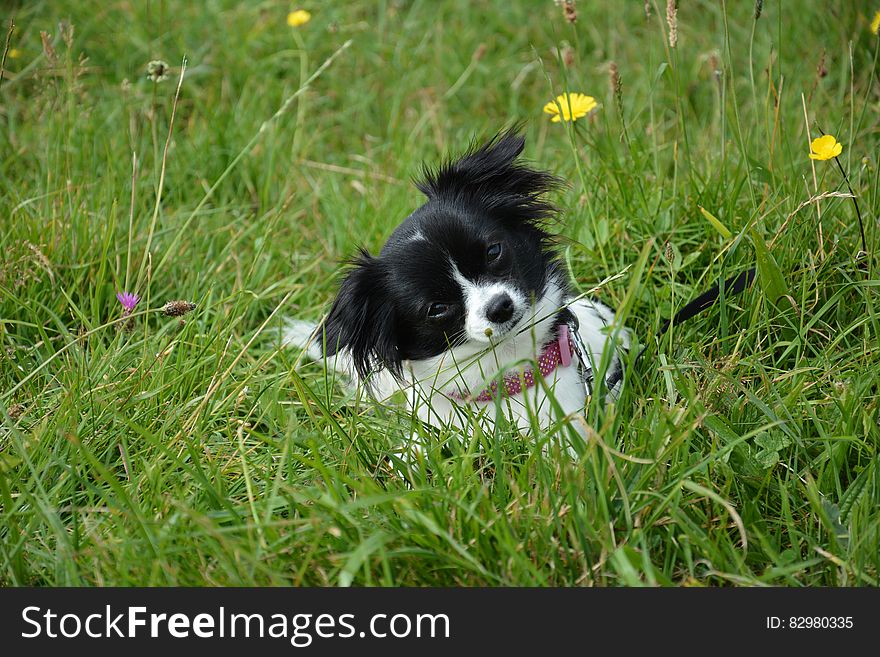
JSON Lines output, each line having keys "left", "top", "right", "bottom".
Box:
{"left": 708, "top": 51, "right": 722, "bottom": 86}
{"left": 754, "top": 0, "right": 764, "bottom": 20}
{"left": 25, "top": 241, "right": 53, "bottom": 281}
{"left": 146, "top": 59, "right": 170, "bottom": 83}
{"left": 40, "top": 30, "right": 57, "bottom": 66}
{"left": 608, "top": 61, "right": 621, "bottom": 98}
{"left": 608, "top": 61, "right": 624, "bottom": 118}
{"left": 7, "top": 403, "right": 24, "bottom": 420}
{"left": 162, "top": 300, "right": 196, "bottom": 317}
{"left": 644, "top": 1, "right": 652, "bottom": 19}
{"left": 666, "top": 0, "right": 678, "bottom": 49}
{"left": 664, "top": 241, "right": 675, "bottom": 263}
{"left": 808, "top": 49, "right": 827, "bottom": 101}
{"left": 59, "top": 21, "right": 74, "bottom": 48}
{"left": 562, "top": 0, "right": 577, "bottom": 23}
{"left": 235, "top": 386, "right": 249, "bottom": 411}
{"left": 562, "top": 45, "right": 575, "bottom": 67}
{"left": 472, "top": 43, "right": 487, "bottom": 61}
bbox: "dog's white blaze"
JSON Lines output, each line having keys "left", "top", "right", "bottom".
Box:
{"left": 408, "top": 276, "right": 567, "bottom": 396}
{"left": 450, "top": 262, "right": 527, "bottom": 343}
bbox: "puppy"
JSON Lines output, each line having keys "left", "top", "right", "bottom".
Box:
{"left": 284, "top": 131, "right": 629, "bottom": 455}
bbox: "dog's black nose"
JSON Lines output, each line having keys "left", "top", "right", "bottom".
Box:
{"left": 486, "top": 293, "right": 514, "bottom": 323}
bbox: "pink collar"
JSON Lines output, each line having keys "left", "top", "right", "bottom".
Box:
{"left": 448, "top": 324, "right": 574, "bottom": 403}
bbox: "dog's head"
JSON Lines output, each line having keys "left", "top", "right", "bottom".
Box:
{"left": 319, "top": 131, "right": 564, "bottom": 380}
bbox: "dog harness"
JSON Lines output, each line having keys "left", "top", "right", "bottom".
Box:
{"left": 448, "top": 323, "right": 577, "bottom": 403}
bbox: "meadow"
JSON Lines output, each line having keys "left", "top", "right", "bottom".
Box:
{"left": 1, "top": 0, "right": 878, "bottom": 586}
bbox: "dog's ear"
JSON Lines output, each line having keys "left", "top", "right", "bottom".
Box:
{"left": 320, "top": 250, "right": 401, "bottom": 380}
{"left": 416, "top": 129, "right": 561, "bottom": 224}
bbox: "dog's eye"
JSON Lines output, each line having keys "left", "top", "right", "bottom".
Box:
{"left": 486, "top": 242, "right": 503, "bottom": 262}
{"left": 426, "top": 302, "right": 452, "bottom": 319}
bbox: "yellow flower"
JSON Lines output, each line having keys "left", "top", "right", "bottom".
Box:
{"left": 543, "top": 92, "right": 597, "bottom": 123}
{"left": 8, "top": 48, "right": 21, "bottom": 59}
{"left": 287, "top": 9, "right": 311, "bottom": 27}
{"left": 809, "top": 134, "right": 843, "bottom": 161}
{"left": 871, "top": 9, "right": 880, "bottom": 36}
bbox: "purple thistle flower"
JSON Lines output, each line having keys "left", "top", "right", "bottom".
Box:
{"left": 116, "top": 291, "right": 140, "bottom": 315}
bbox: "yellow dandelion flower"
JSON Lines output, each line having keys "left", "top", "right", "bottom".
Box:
{"left": 809, "top": 134, "right": 843, "bottom": 161}
{"left": 543, "top": 92, "right": 598, "bottom": 123}
{"left": 871, "top": 9, "right": 880, "bottom": 36}
{"left": 8, "top": 48, "right": 21, "bottom": 59}
{"left": 287, "top": 9, "right": 311, "bottom": 27}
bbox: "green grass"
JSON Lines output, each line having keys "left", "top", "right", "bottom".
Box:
{"left": 1, "top": 0, "right": 878, "bottom": 586}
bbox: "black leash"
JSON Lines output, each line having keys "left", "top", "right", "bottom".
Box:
{"left": 606, "top": 266, "right": 757, "bottom": 390}
{"left": 656, "top": 267, "right": 756, "bottom": 338}
{"left": 559, "top": 266, "right": 756, "bottom": 395}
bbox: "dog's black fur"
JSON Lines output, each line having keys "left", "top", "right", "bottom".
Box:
{"left": 319, "top": 131, "right": 569, "bottom": 380}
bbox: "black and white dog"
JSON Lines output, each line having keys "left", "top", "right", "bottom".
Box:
{"left": 284, "top": 131, "right": 629, "bottom": 452}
